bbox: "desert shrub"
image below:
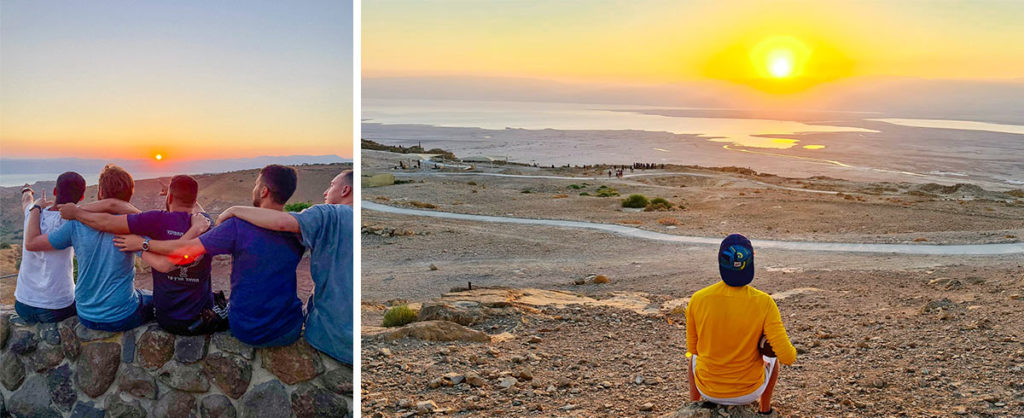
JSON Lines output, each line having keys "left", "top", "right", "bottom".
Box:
{"left": 0, "top": 242, "right": 11, "bottom": 249}
{"left": 521, "top": 189, "right": 531, "bottom": 194}
{"left": 595, "top": 185, "right": 620, "bottom": 197}
{"left": 409, "top": 201, "right": 437, "bottom": 209}
{"left": 579, "top": 192, "right": 590, "bottom": 196}
{"left": 621, "top": 194, "right": 649, "bottom": 208}
{"left": 553, "top": 194, "right": 569, "bottom": 198}
{"left": 393, "top": 179, "right": 416, "bottom": 185}
{"left": 466, "top": 181, "right": 477, "bottom": 186}
{"left": 382, "top": 305, "right": 418, "bottom": 327}
{"left": 284, "top": 201, "right": 313, "bottom": 212}
{"left": 568, "top": 184, "right": 584, "bottom": 190}
{"left": 646, "top": 197, "right": 673, "bottom": 211}
{"left": 618, "top": 220, "right": 643, "bottom": 225}
{"left": 658, "top": 217, "right": 680, "bottom": 225}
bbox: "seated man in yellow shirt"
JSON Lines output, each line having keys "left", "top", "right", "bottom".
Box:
{"left": 686, "top": 234, "right": 797, "bottom": 415}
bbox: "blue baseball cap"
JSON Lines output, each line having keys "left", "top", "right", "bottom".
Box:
{"left": 719, "top": 234, "right": 754, "bottom": 287}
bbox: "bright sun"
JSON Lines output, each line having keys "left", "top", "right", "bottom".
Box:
{"left": 751, "top": 36, "right": 809, "bottom": 80}
{"left": 155, "top": 154, "right": 163, "bottom": 160}
{"left": 768, "top": 54, "right": 794, "bottom": 78}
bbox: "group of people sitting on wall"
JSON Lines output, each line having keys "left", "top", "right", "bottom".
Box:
{"left": 15, "top": 164, "right": 354, "bottom": 365}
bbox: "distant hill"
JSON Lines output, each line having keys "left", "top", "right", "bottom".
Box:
{"left": 0, "top": 162, "right": 351, "bottom": 244}
{"left": 0, "top": 155, "right": 351, "bottom": 185}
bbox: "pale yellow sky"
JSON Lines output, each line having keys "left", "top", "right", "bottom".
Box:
{"left": 364, "top": 1, "right": 1024, "bottom": 84}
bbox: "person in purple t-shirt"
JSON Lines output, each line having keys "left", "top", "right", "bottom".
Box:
{"left": 60, "top": 175, "right": 225, "bottom": 335}
{"left": 113, "top": 165, "right": 306, "bottom": 347}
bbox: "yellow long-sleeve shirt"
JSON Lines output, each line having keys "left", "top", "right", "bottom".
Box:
{"left": 686, "top": 281, "right": 797, "bottom": 398}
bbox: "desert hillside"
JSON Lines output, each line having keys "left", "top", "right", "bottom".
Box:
{"left": 0, "top": 162, "right": 351, "bottom": 244}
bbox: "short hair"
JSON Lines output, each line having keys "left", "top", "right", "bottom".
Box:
{"left": 340, "top": 170, "right": 353, "bottom": 186}
{"left": 54, "top": 172, "right": 86, "bottom": 204}
{"left": 168, "top": 175, "right": 199, "bottom": 206}
{"left": 98, "top": 164, "right": 134, "bottom": 202}
{"left": 258, "top": 164, "right": 297, "bottom": 205}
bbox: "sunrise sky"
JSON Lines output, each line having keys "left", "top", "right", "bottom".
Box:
{"left": 1, "top": 0, "right": 353, "bottom": 160}
{"left": 364, "top": 1, "right": 1024, "bottom": 85}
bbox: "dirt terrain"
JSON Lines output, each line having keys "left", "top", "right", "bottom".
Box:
{"left": 361, "top": 149, "right": 1024, "bottom": 417}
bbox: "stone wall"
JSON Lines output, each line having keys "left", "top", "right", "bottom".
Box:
{"left": 0, "top": 308, "right": 352, "bottom": 418}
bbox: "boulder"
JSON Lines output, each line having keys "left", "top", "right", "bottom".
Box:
{"left": 212, "top": 332, "right": 254, "bottom": 360}
{"left": 200, "top": 394, "right": 237, "bottom": 418}
{"left": 69, "top": 401, "right": 105, "bottom": 418}
{"left": 105, "top": 393, "right": 147, "bottom": 418}
{"left": 0, "top": 312, "right": 10, "bottom": 349}
{"left": 158, "top": 361, "right": 210, "bottom": 392}
{"left": 203, "top": 352, "right": 252, "bottom": 399}
{"left": 9, "top": 326, "right": 39, "bottom": 355}
{"left": 137, "top": 326, "right": 175, "bottom": 369}
{"left": 75, "top": 323, "right": 117, "bottom": 342}
{"left": 121, "top": 328, "right": 136, "bottom": 363}
{"left": 118, "top": 364, "right": 158, "bottom": 399}
{"left": 76, "top": 342, "right": 121, "bottom": 398}
{"left": 290, "top": 382, "right": 349, "bottom": 418}
{"left": 8, "top": 375, "right": 60, "bottom": 418}
{"left": 39, "top": 322, "right": 61, "bottom": 345}
{"left": 59, "top": 316, "right": 81, "bottom": 359}
{"left": 259, "top": 339, "right": 324, "bottom": 385}
{"left": 154, "top": 390, "right": 197, "bottom": 418}
{"left": 319, "top": 366, "right": 353, "bottom": 395}
{"left": 380, "top": 320, "right": 491, "bottom": 343}
{"left": 240, "top": 380, "right": 291, "bottom": 418}
{"left": 417, "top": 301, "right": 486, "bottom": 326}
{"left": 27, "top": 343, "right": 65, "bottom": 373}
{"left": 46, "top": 364, "right": 77, "bottom": 411}
{"left": 175, "top": 335, "right": 209, "bottom": 364}
{"left": 1, "top": 352, "right": 26, "bottom": 391}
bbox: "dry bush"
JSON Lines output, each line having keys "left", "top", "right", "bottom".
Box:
{"left": 658, "top": 217, "right": 680, "bottom": 226}
{"left": 553, "top": 194, "right": 569, "bottom": 198}
{"left": 618, "top": 220, "right": 643, "bottom": 225}
{"left": 409, "top": 201, "right": 437, "bottom": 209}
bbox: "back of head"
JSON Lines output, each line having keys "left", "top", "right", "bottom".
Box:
{"left": 168, "top": 175, "right": 199, "bottom": 207}
{"left": 98, "top": 164, "right": 134, "bottom": 202}
{"left": 718, "top": 234, "right": 755, "bottom": 287}
{"left": 55, "top": 171, "right": 86, "bottom": 204}
{"left": 340, "top": 169, "right": 353, "bottom": 187}
{"left": 259, "top": 164, "right": 298, "bottom": 205}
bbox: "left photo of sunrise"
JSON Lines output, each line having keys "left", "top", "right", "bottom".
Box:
{"left": 1, "top": 1, "right": 354, "bottom": 416}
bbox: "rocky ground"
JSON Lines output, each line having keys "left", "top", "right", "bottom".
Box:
{"left": 362, "top": 265, "right": 1024, "bottom": 417}
{"left": 361, "top": 150, "right": 1024, "bottom": 417}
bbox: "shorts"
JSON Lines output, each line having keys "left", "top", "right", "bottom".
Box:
{"left": 692, "top": 354, "right": 778, "bottom": 405}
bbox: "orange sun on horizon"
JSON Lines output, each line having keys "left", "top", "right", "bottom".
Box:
{"left": 154, "top": 154, "right": 163, "bottom": 161}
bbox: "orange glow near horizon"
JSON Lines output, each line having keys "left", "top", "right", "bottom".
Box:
{"left": 155, "top": 154, "right": 163, "bottom": 161}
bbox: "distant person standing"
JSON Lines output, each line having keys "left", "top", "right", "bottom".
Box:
{"left": 14, "top": 173, "right": 86, "bottom": 323}
{"left": 215, "top": 169, "right": 354, "bottom": 364}
{"left": 686, "top": 234, "right": 796, "bottom": 415}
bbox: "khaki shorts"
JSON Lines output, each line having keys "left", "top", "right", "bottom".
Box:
{"left": 692, "top": 354, "right": 777, "bottom": 405}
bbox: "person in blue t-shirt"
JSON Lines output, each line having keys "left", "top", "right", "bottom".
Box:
{"left": 24, "top": 164, "right": 154, "bottom": 332}
{"left": 59, "top": 174, "right": 224, "bottom": 335}
{"left": 217, "top": 170, "right": 353, "bottom": 364}
{"left": 114, "top": 165, "right": 306, "bottom": 347}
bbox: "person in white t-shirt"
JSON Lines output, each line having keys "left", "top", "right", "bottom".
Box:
{"left": 15, "top": 172, "right": 86, "bottom": 323}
